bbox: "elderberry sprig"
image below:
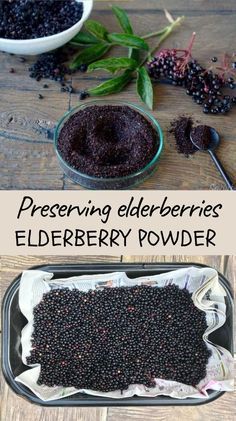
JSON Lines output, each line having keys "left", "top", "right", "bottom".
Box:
{"left": 68, "top": 6, "right": 185, "bottom": 109}
{"left": 148, "top": 35, "right": 236, "bottom": 114}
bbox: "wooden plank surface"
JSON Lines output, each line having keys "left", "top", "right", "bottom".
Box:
{"left": 0, "top": 0, "right": 236, "bottom": 189}
{"left": 0, "top": 255, "right": 235, "bottom": 421}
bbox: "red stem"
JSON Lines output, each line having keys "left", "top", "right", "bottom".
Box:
{"left": 183, "top": 31, "right": 196, "bottom": 63}
{"left": 178, "top": 32, "right": 196, "bottom": 73}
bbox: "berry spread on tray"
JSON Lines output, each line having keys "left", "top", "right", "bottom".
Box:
{"left": 27, "top": 284, "right": 211, "bottom": 392}
{"left": 57, "top": 105, "right": 159, "bottom": 178}
{"left": 0, "top": 0, "right": 83, "bottom": 40}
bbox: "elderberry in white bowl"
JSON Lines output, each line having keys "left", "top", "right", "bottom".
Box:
{"left": 0, "top": 0, "right": 93, "bottom": 55}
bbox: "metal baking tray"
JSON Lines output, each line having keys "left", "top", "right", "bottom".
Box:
{"left": 1, "top": 262, "right": 233, "bottom": 406}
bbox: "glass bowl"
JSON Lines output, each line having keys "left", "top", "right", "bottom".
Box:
{"left": 54, "top": 100, "right": 164, "bottom": 190}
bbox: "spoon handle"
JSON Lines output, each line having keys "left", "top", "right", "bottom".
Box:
{"left": 208, "top": 150, "right": 234, "bottom": 190}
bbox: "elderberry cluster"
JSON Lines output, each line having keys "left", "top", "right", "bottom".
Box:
{"left": 27, "top": 284, "right": 211, "bottom": 392}
{"left": 148, "top": 49, "right": 236, "bottom": 114}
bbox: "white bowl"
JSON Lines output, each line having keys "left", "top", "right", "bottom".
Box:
{"left": 0, "top": 0, "right": 93, "bottom": 55}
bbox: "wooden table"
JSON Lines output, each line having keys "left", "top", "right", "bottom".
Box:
{"left": 0, "top": 0, "right": 236, "bottom": 190}
{"left": 0, "top": 255, "right": 235, "bottom": 421}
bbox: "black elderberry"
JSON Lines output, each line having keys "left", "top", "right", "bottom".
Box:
{"left": 68, "top": 85, "right": 75, "bottom": 94}
{"left": 27, "top": 51, "right": 70, "bottom": 84}
{"left": 27, "top": 284, "right": 211, "bottom": 392}
{"left": 79, "top": 91, "right": 89, "bottom": 100}
{"left": 0, "top": 1, "right": 83, "bottom": 40}
{"left": 79, "top": 64, "right": 88, "bottom": 73}
{"left": 147, "top": 34, "right": 236, "bottom": 115}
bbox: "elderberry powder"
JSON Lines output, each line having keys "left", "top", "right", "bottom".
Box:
{"left": 57, "top": 105, "right": 159, "bottom": 178}
{"left": 170, "top": 117, "right": 213, "bottom": 156}
{"left": 169, "top": 116, "right": 197, "bottom": 156}
{"left": 27, "top": 284, "right": 211, "bottom": 392}
{"left": 191, "top": 125, "right": 212, "bottom": 150}
{"left": 0, "top": 0, "right": 83, "bottom": 40}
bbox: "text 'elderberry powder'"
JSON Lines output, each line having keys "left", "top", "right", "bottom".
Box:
{"left": 27, "top": 284, "right": 211, "bottom": 392}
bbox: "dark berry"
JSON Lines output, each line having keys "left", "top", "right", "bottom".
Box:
{"left": 79, "top": 64, "right": 88, "bottom": 72}
{"left": 186, "top": 89, "right": 192, "bottom": 96}
{"left": 27, "top": 284, "right": 211, "bottom": 392}
{"left": 147, "top": 36, "right": 236, "bottom": 115}
{"left": 27, "top": 51, "right": 69, "bottom": 84}
{"left": 211, "top": 57, "right": 217, "bottom": 62}
{"left": 79, "top": 91, "right": 89, "bottom": 100}
{"left": 0, "top": 1, "right": 84, "bottom": 40}
{"left": 68, "top": 85, "right": 74, "bottom": 94}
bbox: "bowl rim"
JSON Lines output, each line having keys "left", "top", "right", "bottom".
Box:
{"left": 54, "top": 99, "right": 164, "bottom": 183}
{"left": 0, "top": 0, "right": 93, "bottom": 44}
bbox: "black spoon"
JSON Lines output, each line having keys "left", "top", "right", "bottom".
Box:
{"left": 190, "top": 127, "right": 234, "bottom": 190}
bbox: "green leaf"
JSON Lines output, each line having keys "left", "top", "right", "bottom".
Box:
{"left": 70, "top": 31, "right": 99, "bottom": 46}
{"left": 107, "top": 33, "right": 149, "bottom": 50}
{"left": 111, "top": 6, "right": 138, "bottom": 63}
{"left": 88, "top": 57, "right": 138, "bottom": 74}
{"left": 112, "top": 6, "right": 133, "bottom": 34}
{"left": 88, "top": 71, "right": 133, "bottom": 96}
{"left": 129, "top": 48, "right": 140, "bottom": 62}
{"left": 84, "top": 20, "right": 108, "bottom": 40}
{"left": 136, "top": 66, "right": 153, "bottom": 110}
{"left": 69, "top": 44, "right": 110, "bottom": 70}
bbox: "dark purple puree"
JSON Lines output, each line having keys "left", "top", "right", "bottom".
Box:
{"left": 57, "top": 105, "right": 159, "bottom": 178}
